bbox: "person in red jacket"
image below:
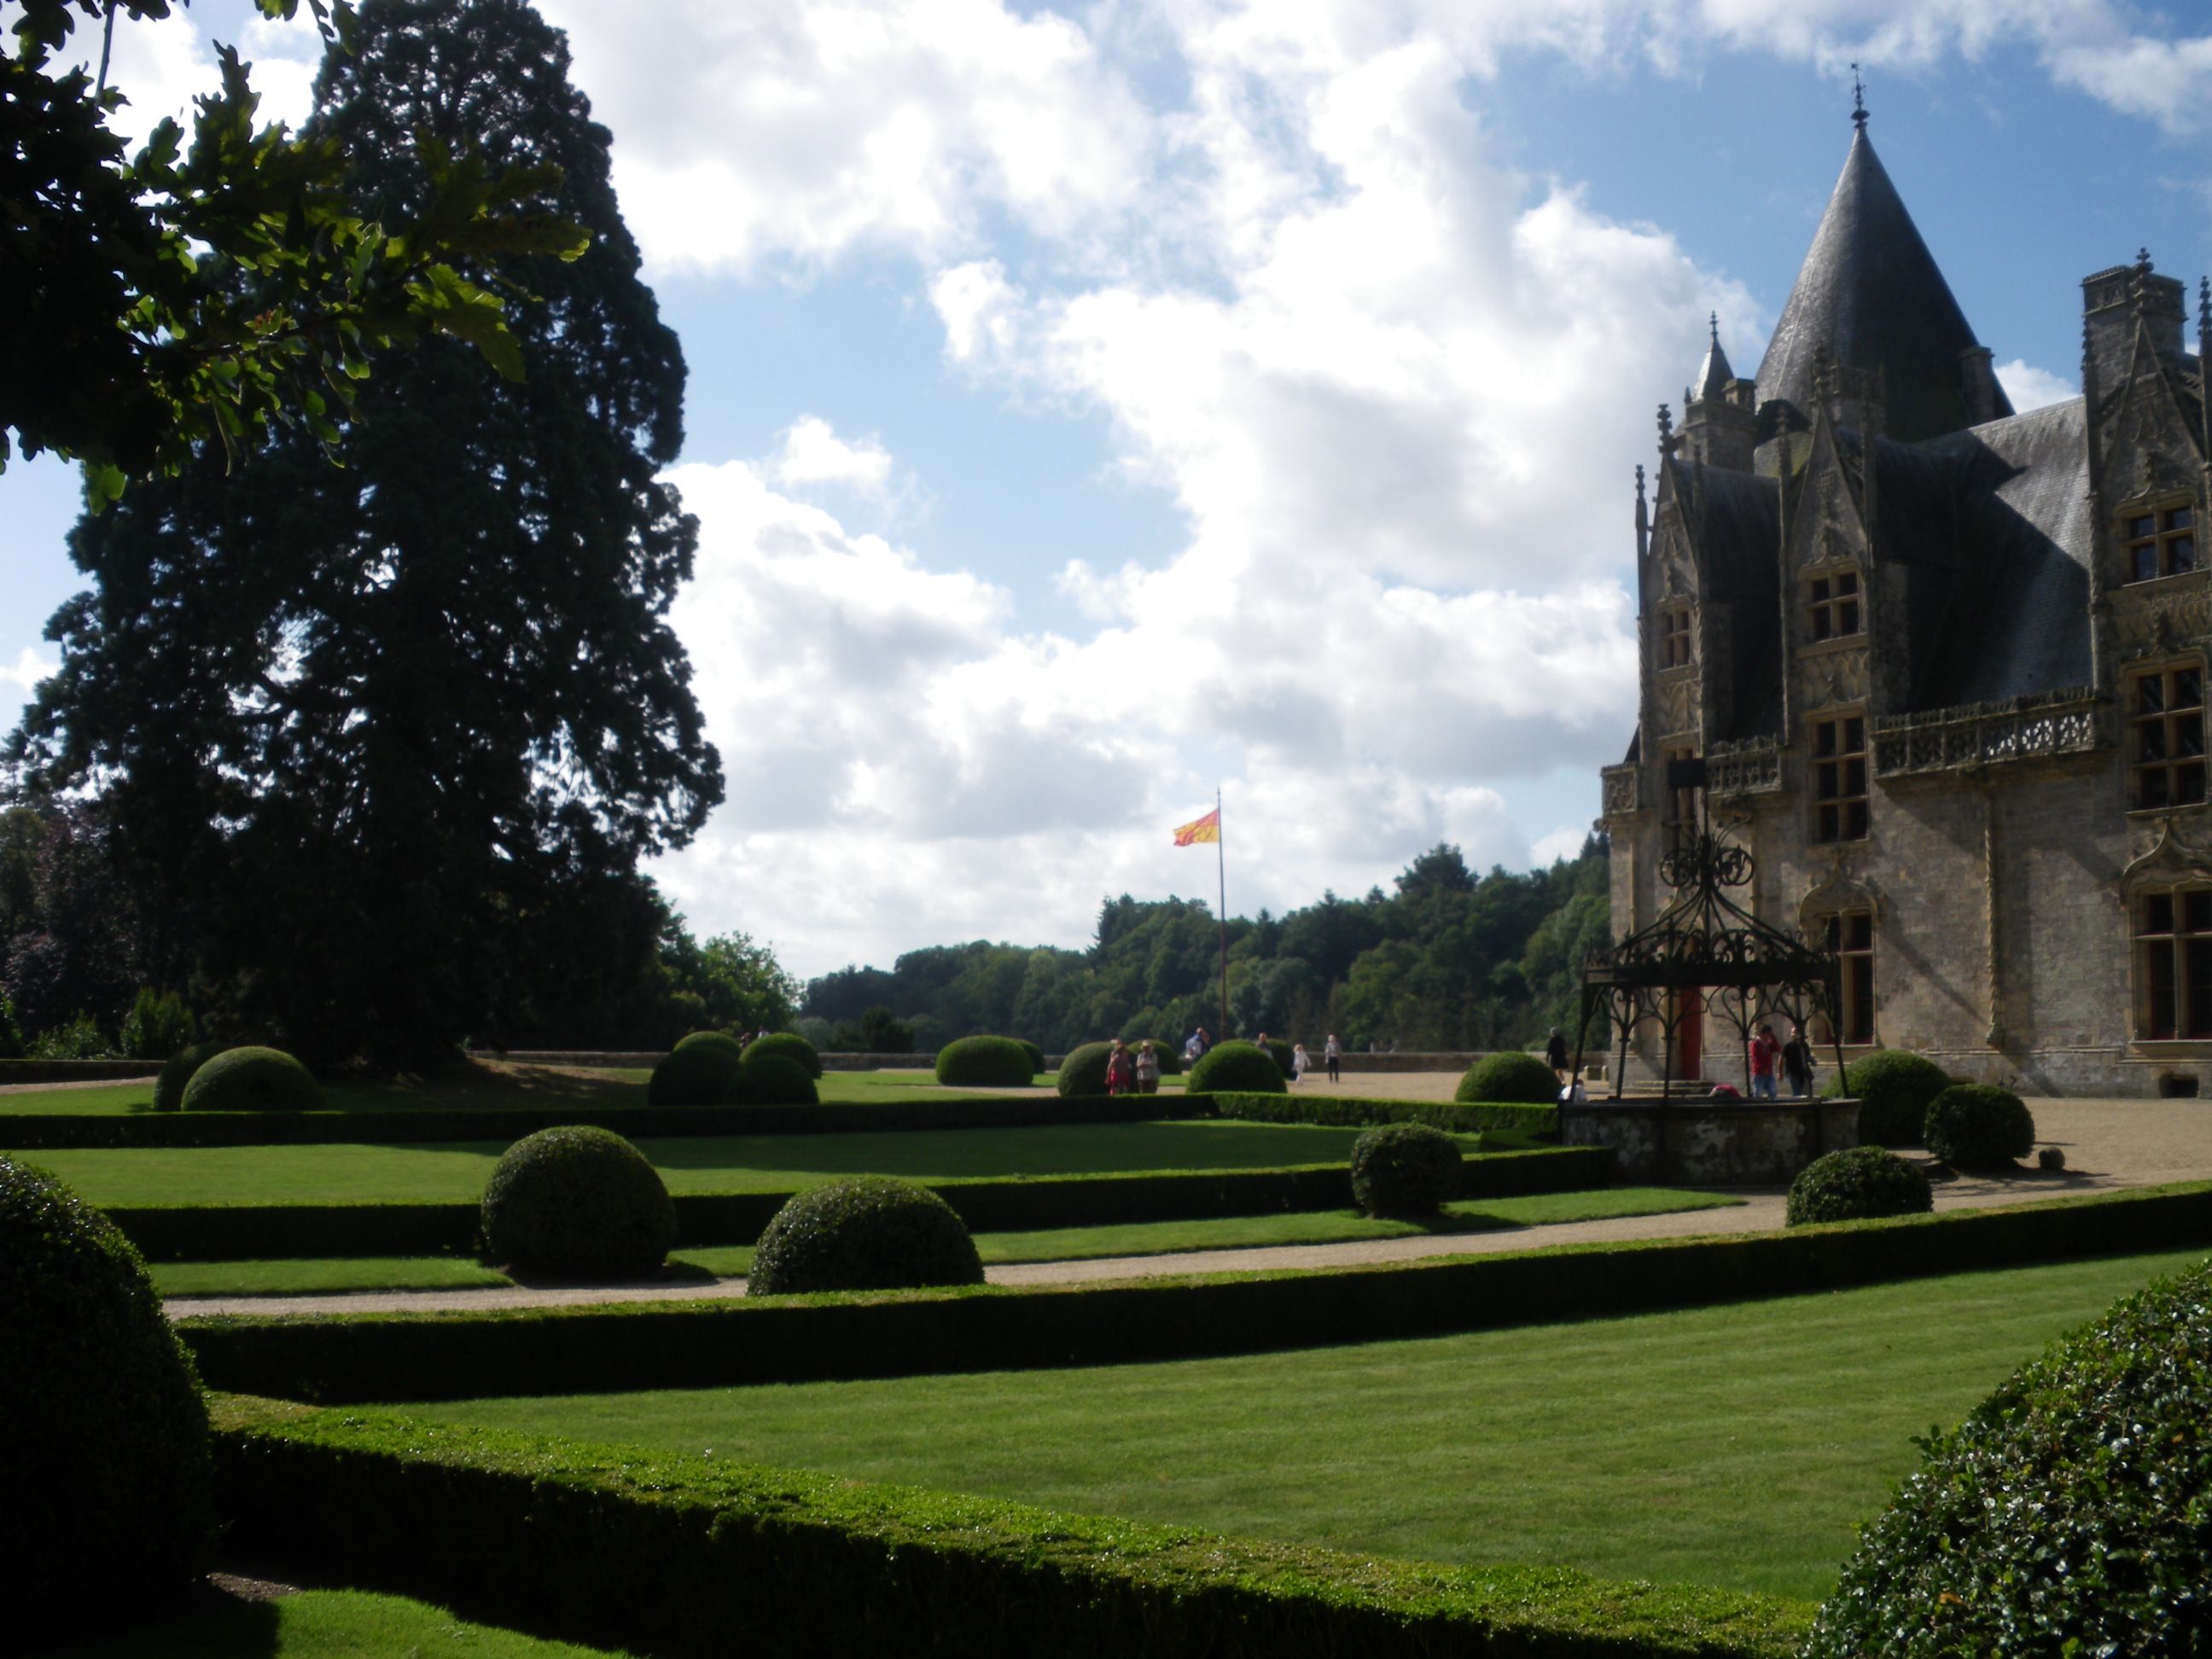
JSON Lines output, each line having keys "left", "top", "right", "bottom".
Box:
{"left": 1749, "top": 1023, "right": 1781, "bottom": 1099}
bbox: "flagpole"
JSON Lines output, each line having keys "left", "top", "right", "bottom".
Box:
{"left": 1215, "top": 786, "right": 1229, "bottom": 1039}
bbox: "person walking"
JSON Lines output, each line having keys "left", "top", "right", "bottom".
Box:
{"left": 1290, "top": 1042, "right": 1311, "bottom": 1083}
{"left": 1324, "top": 1033, "right": 1342, "bottom": 1084}
{"left": 1104, "top": 1039, "right": 1135, "bottom": 1097}
{"left": 1781, "top": 1021, "right": 1816, "bottom": 1097}
{"left": 1545, "top": 1026, "right": 1570, "bottom": 1085}
{"left": 1135, "top": 1040, "right": 1161, "bottom": 1095}
{"left": 1748, "top": 1023, "right": 1781, "bottom": 1100}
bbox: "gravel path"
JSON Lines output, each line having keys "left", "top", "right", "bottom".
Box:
{"left": 162, "top": 1095, "right": 2212, "bottom": 1322}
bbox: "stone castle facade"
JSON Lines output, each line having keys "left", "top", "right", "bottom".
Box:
{"left": 1598, "top": 111, "right": 2212, "bottom": 1098}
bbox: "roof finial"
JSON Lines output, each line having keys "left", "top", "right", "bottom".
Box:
{"left": 2198, "top": 276, "right": 2209, "bottom": 353}
{"left": 1851, "top": 64, "right": 1867, "bottom": 131}
{"left": 1709, "top": 311, "right": 1720, "bottom": 345}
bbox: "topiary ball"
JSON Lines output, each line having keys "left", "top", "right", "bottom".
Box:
{"left": 1187, "top": 1039, "right": 1286, "bottom": 1095}
{"left": 1150, "top": 1041, "right": 1183, "bottom": 1077}
{"left": 153, "top": 1040, "right": 230, "bottom": 1113}
{"left": 748, "top": 1176, "right": 984, "bottom": 1295}
{"left": 480, "top": 1126, "right": 676, "bottom": 1279}
{"left": 673, "top": 1029, "right": 746, "bottom": 1061}
{"left": 648, "top": 1041, "right": 742, "bottom": 1107}
{"left": 1455, "top": 1051, "right": 1559, "bottom": 1104}
{"left": 0, "top": 1156, "right": 216, "bottom": 1641}
{"left": 1349, "top": 1122, "right": 1464, "bottom": 1217}
{"left": 179, "top": 1045, "right": 320, "bottom": 1111}
{"left": 742, "top": 1032, "right": 823, "bottom": 1080}
{"left": 1820, "top": 1049, "right": 1950, "bottom": 1146}
{"left": 1057, "top": 1041, "right": 1113, "bottom": 1097}
{"left": 1014, "top": 1039, "right": 1046, "bottom": 1075}
{"left": 1785, "top": 1145, "right": 1934, "bottom": 1226}
{"left": 1806, "top": 1259, "right": 2212, "bottom": 1656}
{"left": 733, "top": 1052, "right": 818, "bottom": 1106}
{"left": 1923, "top": 1083, "right": 2035, "bottom": 1169}
{"left": 935, "top": 1035, "right": 1035, "bottom": 1087}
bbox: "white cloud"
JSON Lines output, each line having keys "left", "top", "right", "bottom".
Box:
{"left": 765, "top": 416, "right": 896, "bottom": 500}
{"left": 0, "top": 647, "right": 57, "bottom": 696}
{"left": 1995, "top": 358, "right": 2078, "bottom": 413}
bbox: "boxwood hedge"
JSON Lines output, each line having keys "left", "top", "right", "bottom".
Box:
{"left": 742, "top": 1033, "right": 823, "bottom": 1080}
{"left": 1819, "top": 1050, "right": 1949, "bottom": 1146}
{"left": 478, "top": 1126, "right": 676, "bottom": 1279}
{"left": 181, "top": 1045, "right": 320, "bottom": 1112}
{"left": 1455, "top": 1052, "right": 1557, "bottom": 1105}
{"left": 1187, "top": 1041, "right": 1284, "bottom": 1095}
{"left": 1349, "top": 1123, "right": 1462, "bottom": 1217}
{"left": 1922, "top": 1083, "right": 2034, "bottom": 1169}
{"left": 934, "top": 1036, "right": 1035, "bottom": 1088}
{"left": 749, "top": 1177, "right": 984, "bottom": 1295}
{"left": 154, "top": 1040, "right": 230, "bottom": 1113}
{"left": 1784, "top": 1147, "right": 1932, "bottom": 1227}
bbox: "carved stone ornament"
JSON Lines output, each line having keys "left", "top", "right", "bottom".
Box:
{"left": 1799, "top": 849, "right": 1883, "bottom": 932}
{"left": 2120, "top": 816, "right": 2212, "bottom": 899}
{"left": 1659, "top": 556, "right": 1692, "bottom": 602}
{"left": 1656, "top": 675, "right": 1697, "bottom": 740}
{"left": 1801, "top": 648, "right": 1870, "bottom": 710}
{"left": 2113, "top": 588, "right": 2212, "bottom": 660}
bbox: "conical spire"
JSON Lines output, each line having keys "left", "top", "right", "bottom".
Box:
{"left": 1692, "top": 312, "right": 1733, "bottom": 401}
{"left": 1754, "top": 125, "right": 2011, "bottom": 443}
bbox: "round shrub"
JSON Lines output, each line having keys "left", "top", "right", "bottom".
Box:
{"left": 1819, "top": 1048, "right": 1949, "bottom": 1145}
{"left": 935, "top": 1035, "right": 1036, "bottom": 1087}
{"left": 1057, "top": 1041, "right": 1112, "bottom": 1097}
{"left": 742, "top": 1031, "right": 823, "bottom": 1080}
{"left": 748, "top": 1176, "right": 984, "bottom": 1295}
{"left": 1150, "top": 1041, "right": 1183, "bottom": 1077}
{"left": 153, "top": 1039, "right": 230, "bottom": 1113}
{"left": 1349, "top": 1122, "right": 1463, "bottom": 1217}
{"left": 1923, "top": 1083, "right": 2035, "bottom": 1168}
{"left": 733, "top": 1052, "right": 818, "bottom": 1106}
{"left": 1187, "top": 1039, "right": 1286, "bottom": 1095}
{"left": 1807, "top": 1259, "right": 2212, "bottom": 1656}
{"left": 1455, "top": 1050, "right": 1560, "bottom": 1104}
{"left": 648, "top": 1041, "right": 742, "bottom": 1106}
{"left": 1014, "top": 1039, "right": 1045, "bottom": 1075}
{"left": 480, "top": 1126, "right": 675, "bottom": 1278}
{"left": 672, "top": 1029, "right": 745, "bottom": 1061}
{"left": 0, "top": 1155, "right": 216, "bottom": 1640}
{"left": 1784, "top": 1145, "right": 1934, "bottom": 1226}
{"left": 179, "top": 1044, "right": 319, "bottom": 1111}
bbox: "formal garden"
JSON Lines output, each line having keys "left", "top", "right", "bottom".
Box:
{"left": 9, "top": 1027, "right": 2212, "bottom": 1657}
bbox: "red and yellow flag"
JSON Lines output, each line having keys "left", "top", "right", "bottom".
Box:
{"left": 1173, "top": 808, "right": 1220, "bottom": 846}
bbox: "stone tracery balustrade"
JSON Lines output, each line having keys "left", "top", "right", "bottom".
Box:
{"left": 1705, "top": 736, "right": 1783, "bottom": 795}
{"left": 1871, "top": 690, "right": 2104, "bottom": 777}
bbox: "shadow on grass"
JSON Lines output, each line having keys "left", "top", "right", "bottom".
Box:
{"left": 39, "top": 1583, "right": 282, "bottom": 1658}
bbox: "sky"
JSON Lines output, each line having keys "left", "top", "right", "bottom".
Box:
{"left": 7, "top": 0, "right": 2212, "bottom": 981}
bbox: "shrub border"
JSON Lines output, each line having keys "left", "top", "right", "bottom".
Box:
{"left": 1207, "top": 1091, "right": 1556, "bottom": 1136}
{"left": 114, "top": 1145, "right": 1611, "bottom": 1260}
{"left": 210, "top": 1397, "right": 1809, "bottom": 1659}
{"left": 174, "top": 1181, "right": 2212, "bottom": 1405}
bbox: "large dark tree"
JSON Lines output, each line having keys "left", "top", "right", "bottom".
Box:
{"left": 11, "top": 0, "right": 721, "bottom": 1065}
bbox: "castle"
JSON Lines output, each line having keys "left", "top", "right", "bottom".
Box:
{"left": 1598, "top": 102, "right": 2212, "bottom": 1098}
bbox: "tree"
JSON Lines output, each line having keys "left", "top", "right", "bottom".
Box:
{"left": 3, "top": 0, "right": 588, "bottom": 500}
{"left": 10, "top": 0, "right": 721, "bottom": 1066}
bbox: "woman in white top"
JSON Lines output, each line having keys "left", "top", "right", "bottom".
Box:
{"left": 1290, "top": 1043, "right": 1311, "bottom": 1083}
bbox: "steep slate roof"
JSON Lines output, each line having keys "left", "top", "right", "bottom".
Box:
{"left": 1755, "top": 129, "right": 2013, "bottom": 445}
{"left": 1679, "top": 462, "right": 1784, "bottom": 740}
{"left": 1692, "top": 316, "right": 1734, "bottom": 401}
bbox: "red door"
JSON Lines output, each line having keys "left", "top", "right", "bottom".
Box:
{"left": 1677, "top": 992, "right": 1703, "bottom": 1081}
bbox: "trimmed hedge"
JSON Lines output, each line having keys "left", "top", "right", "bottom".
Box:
{"left": 733, "top": 1053, "right": 818, "bottom": 1107}
{"left": 2, "top": 1157, "right": 216, "bottom": 1640}
{"left": 742, "top": 1033, "right": 823, "bottom": 1080}
{"left": 154, "top": 1040, "right": 230, "bottom": 1113}
{"left": 649, "top": 1043, "right": 742, "bottom": 1107}
{"left": 1056, "top": 1042, "right": 1112, "bottom": 1097}
{"left": 479, "top": 1126, "right": 676, "bottom": 1279}
{"left": 111, "top": 1145, "right": 1614, "bottom": 1261}
{"left": 212, "top": 1400, "right": 1810, "bottom": 1659}
{"left": 1349, "top": 1123, "right": 1461, "bottom": 1217}
{"left": 1455, "top": 1051, "right": 1558, "bottom": 1105}
{"left": 935, "top": 1036, "right": 1035, "bottom": 1088}
{"left": 750, "top": 1177, "right": 984, "bottom": 1295}
{"left": 672, "top": 1031, "right": 746, "bottom": 1062}
{"left": 1819, "top": 1049, "right": 1949, "bottom": 1146}
{"left": 1922, "top": 1084, "right": 2034, "bottom": 1169}
{"left": 1807, "top": 1258, "right": 2212, "bottom": 1656}
{"left": 182, "top": 1045, "right": 320, "bottom": 1112}
{"left": 1014, "top": 1039, "right": 1045, "bottom": 1075}
{"left": 1208, "top": 1092, "right": 1557, "bottom": 1137}
{"left": 1188, "top": 1041, "right": 1284, "bottom": 1095}
{"left": 172, "top": 1181, "right": 2212, "bottom": 1406}
{"left": 1784, "top": 1147, "right": 1932, "bottom": 1227}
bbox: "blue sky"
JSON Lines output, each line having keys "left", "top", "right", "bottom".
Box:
{"left": 7, "top": 0, "right": 2212, "bottom": 980}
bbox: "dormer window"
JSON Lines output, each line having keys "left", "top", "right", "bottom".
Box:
{"left": 2125, "top": 500, "right": 2196, "bottom": 583}
{"left": 1807, "top": 569, "right": 1862, "bottom": 641}
{"left": 1658, "top": 606, "right": 1694, "bottom": 669}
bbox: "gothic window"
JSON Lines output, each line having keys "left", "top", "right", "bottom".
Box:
{"left": 1658, "top": 606, "right": 1694, "bottom": 669}
{"left": 1810, "top": 713, "right": 1869, "bottom": 842}
{"left": 1807, "top": 568, "right": 1862, "bottom": 642}
{"left": 1662, "top": 745, "right": 1698, "bottom": 850}
{"left": 2128, "top": 663, "right": 2207, "bottom": 810}
{"left": 2134, "top": 887, "right": 2212, "bottom": 1039}
{"left": 2122, "top": 498, "right": 2197, "bottom": 583}
{"left": 1817, "top": 910, "right": 1876, "bottom": 1045}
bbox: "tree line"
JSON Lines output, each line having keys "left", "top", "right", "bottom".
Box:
{"left": 800, "top": 835, "right": 1610, "bottom": 1056}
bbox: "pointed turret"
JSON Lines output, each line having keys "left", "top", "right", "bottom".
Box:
{"left": 1755, "top": 122, "right": 2011, "bottom": 445}
{"left": 1682, "top": 311, "right": 1756, "bottom": 469}
{"left": 1692, "top": 313, "right": 1734, "bottom": 403}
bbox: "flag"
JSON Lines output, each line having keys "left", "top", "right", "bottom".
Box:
{"left": 1173, "top": 808, "right": 1220, "bottom": 846}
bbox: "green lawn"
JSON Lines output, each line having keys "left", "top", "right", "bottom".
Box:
{"left": 32, "top": 1119, "right": 1466, "bottom": 1206}
{"left": 148, "top": 1187, "right": 1737, "bottom": 1295}
{"left": 405, "top": 1249, "right": 2207, "bottom": 1603}
{"left": 0, "top": 1061, "right": 1106, "bottom": 1118}
{"left": 43, "top": 1586, "right": 628, "bottom": 1656}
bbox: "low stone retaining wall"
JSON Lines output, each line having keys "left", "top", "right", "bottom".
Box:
{"left": 1560, "top": 1096, "right": 1860, "bottom": 1185}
